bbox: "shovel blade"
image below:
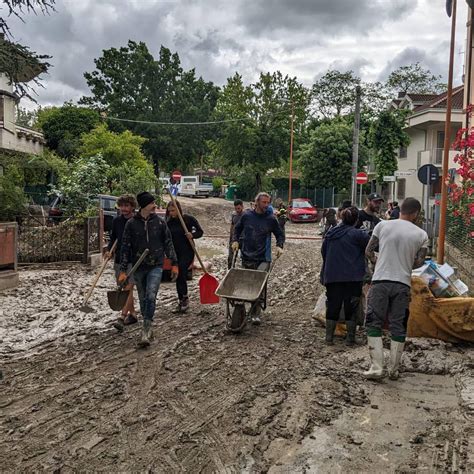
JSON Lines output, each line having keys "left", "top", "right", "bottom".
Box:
{"left": 107, "top": 289, "right": 130, "bottom": 311}
{"left": 199, "top": 273, "right": 220, "bottom": 304}
{"left": 79, "top": 305, "right": 95, "bottom": 314}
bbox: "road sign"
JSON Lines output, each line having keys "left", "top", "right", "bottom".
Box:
{"left": 383, "top": 176, "right": 396, "bottom": 182}
{"left": 417, "top": 164, "right": 439, "bottom": 185}
{"left": 356, "top": 172, "right": 368, "bottom": 185}
{"left": 171, "top": 170, "right": 182, "bottom": 180}
{"left": 395, "top": 170, "right": 415, "bottom": 177}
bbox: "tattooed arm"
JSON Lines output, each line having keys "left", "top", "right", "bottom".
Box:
{"left": 413, "top": 247, "right": 428, "bottom": 269}
{"left": 365, "top": 235, "right": 379, "bottom": 266}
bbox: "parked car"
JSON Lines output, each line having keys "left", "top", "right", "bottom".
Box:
{"left": 288, "top": 198, "right": 318, "bottom": 223}
{"left": 177, "top": 176, "right": 212, "bottom": 197}
{"left": 48, "top": 194, "right": 118, "bottom": 232}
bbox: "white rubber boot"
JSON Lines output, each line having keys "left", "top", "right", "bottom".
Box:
{"left": 388, "top": 340, "right": 405, "bottom": 380}
{"left": 363, "top": 336, "right": 384, "bottom": 380}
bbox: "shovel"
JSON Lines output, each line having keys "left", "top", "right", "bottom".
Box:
{"left": 80, "top": 240, "right": 117, "bottom": 313}
{"left": 167, "top": 191, "right": 220, "bottom": 304}
{"left": 107, "top": 249, "right": 149, "bottom": 311}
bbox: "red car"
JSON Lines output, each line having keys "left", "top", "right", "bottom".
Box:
{"left": 288, "top": 198, "right": 318, "bottom": 223}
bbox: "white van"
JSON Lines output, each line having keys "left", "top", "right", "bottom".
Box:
{"left": 178, "top": 176, "right": 213, "bottom": 197}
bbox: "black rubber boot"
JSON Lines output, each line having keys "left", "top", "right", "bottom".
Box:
{"left": 345, "top": 320, "right": 357, "bottom": 346}
{"left": 325, "top": 319, "right": 337, "bottom": 345}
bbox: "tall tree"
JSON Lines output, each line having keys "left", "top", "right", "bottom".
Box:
{"left": 82, "top": 41, "right": 219, "bottom": 173}
{"left": 299, "top": 119, "right": 368, "bottom": 191}
{"left": 370, "top": 109, "right": 410, "bottom": 183}
{"left": 386, "top": 62, "right": 444, "bottom": 94}
{"left": 211, "top": 71, "right": 311, "bottom": 195}
{"left": 36, "top": 104, "right": 100, "bottom": 159}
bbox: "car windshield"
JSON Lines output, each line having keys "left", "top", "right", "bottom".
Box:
{"left": 292, "top": 201, "right": 313, "bottom": 209}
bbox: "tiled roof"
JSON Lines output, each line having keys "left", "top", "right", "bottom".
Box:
{"left": 413, "top": 85, "right": 464, "bottom": 113}
{"left": 406, "top": 93, "right": 439, "bottom": 102}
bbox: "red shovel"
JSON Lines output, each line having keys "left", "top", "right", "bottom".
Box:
{"left": 168, "top": 191, "right": 220, "bottom": 304}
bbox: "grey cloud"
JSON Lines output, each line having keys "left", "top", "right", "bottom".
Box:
{"left": 238, "top": 0, "right": 416, "bottom": 36}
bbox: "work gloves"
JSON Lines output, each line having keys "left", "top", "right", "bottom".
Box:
{"left": 118, "top": 272, "right": 128, "bottom": 285}
{"left": 231, "top": 241, "right": 239, "bottom": 252}
{"left": 276, "top": 247, "right": 284, "bottom": 258}
{"left": 171, "top": 266, "right": 179, "bottom": 282}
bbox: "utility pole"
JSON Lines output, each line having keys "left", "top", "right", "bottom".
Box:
{"left": 351, "top": 86, "right": 362, "bottom": 205}
{"left": 437, "top": 0, "right": 457, "bottom": 264}
{"left": 288, "top": 100, "right": 295, "bottom": 205}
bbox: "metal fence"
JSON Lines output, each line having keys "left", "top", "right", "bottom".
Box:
{"left": 271, "top": 188, "right": 369, "bottom": 209}
{"left": 445, "top": 213, "right": 474, "bottom": 289}
{"left": 18, "top": 216, "right": 102, "bottom": 264}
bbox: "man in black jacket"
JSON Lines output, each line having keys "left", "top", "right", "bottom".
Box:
{"left": 120, "top": 192, "right": 178, "bottom": 347}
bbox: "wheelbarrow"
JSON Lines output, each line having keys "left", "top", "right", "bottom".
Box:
{"left": 215, "top": 253, "right": 279, "bottom": 333}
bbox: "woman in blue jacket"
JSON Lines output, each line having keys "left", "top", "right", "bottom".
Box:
{"left": 321, "top": 206, "right": 370, "bottom": 345}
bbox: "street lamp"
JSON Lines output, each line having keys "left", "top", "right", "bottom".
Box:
{"left": 279, "top": 98, "right": 295, "bottom": 205}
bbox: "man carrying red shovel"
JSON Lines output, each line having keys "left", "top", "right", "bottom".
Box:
{"left": 120, "top": 192, "right": 179, "bottom": 347}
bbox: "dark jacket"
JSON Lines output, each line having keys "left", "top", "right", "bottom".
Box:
{"left": 390, "top": 206, "right": 400, "bottom": 219}
{"left": 108, "top": 214, "right": 130, "bottom": 264}
{"left": 229, "top": 211, "right": 244, "bottom": 243}
{"left": 166, "top": 214, "right": 203, "bottom": 261}
{"left": 233, "top": 209, "right": 284, "bottom": 263}
{"left": 120, "top": 212, "right": 178, "bottom": 272}
{"left": 321, "top": 224, "right": 370, "bottom": 285}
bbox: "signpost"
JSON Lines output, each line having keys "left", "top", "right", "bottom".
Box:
{"left": 395, "top": 170, "right": 415, "bottom": 177}
{"left": 356, "top": 172, "right": 368, "bottom": 207}
{"left": 171, "top": 170, "right": 182, "bottom": 181}
{"left": 417, "top": 164, "right": 440, "bottom": 237}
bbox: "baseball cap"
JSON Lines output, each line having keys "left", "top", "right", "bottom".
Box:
{"left": 368, "top": 193, "right": 385, "bottom": 202}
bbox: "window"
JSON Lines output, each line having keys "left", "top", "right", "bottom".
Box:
{"left": 435, "top": 131, "right": 445, "bottom": 164}
{"left": 397, "top": 179, "right": 406, "bottom": 200}
{"left": 399, "top": 146, "right": 407, "bottom": 159}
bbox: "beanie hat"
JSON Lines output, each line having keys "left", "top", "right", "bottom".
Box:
{"left": 136, "top": 191, "right": 155, "bottom": 209}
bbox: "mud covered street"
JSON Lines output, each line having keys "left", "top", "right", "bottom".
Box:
{"left": 1, "top": 197, "right": 473, "bottom": 472}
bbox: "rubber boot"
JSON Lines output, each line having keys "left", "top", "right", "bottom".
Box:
{"left": 363, "top": 336, "right": 384, "bottom": 380}
{"left": 345, "top": 320, "right": 357, "bottom": 346}
{"left": 138, "top": 319, "right": 152, "bottom": 348}
{"left": 388, "top": 340, "right": 405, "bottom": 380}
{"left": 325, "top": 319, "right": 337, "bottom": 345}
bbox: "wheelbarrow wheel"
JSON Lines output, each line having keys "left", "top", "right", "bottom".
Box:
{"left": 228, "top": 302, "right": 246, "bottom": 333}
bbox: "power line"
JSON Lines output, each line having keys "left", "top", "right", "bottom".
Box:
{"left": 103, "top": 107, "right": 293, "bottom": 127}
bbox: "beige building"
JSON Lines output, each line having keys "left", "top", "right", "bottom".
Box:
{"left": 392, "top": 87, "right": 464, "bottom": 206}
{"left": 0, "top": 72, "right": 44, "bottom": 155}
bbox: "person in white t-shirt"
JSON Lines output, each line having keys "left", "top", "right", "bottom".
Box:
{"left": 363, "top": 197, "right": 429, "bottom": 380}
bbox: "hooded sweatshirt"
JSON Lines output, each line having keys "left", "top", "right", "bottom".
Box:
{"left": 321, "top": 224, "right": 370, "bottom": 285}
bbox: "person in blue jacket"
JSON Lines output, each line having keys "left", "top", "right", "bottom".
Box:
{"left": 321, "top": 206, "right": 370, "bottom": 345}
{"left": 232, "top": 192, "right": 284, "bottom": 324}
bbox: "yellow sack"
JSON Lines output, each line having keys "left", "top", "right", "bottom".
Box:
{"left": 407, "top": 277, "right": 474, "bottom": 343}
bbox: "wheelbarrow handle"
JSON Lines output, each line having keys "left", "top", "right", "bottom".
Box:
{"left": 118, "top": 248, "right": 149, "bottom": 290}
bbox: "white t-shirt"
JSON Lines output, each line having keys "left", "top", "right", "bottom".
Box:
{"left": 372, "top": 219, "right": 429, "bottom": 287}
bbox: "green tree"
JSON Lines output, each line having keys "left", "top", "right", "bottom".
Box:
{"left": 370, "top": 110, "right": 410, "bottom": 183}
{"left": 37, "top": 104, "right": 100, "bottom": 159}
{"left": 79, "top": 123, "right": 146, "bottom": 167}
{"left": 54, "top": 155, "right": 110, "bottom": 214}
{"left": 299, "top": 119, "right": 368, "bottom": 191}
{"left": 386, "top": 62, "right": 444, "bottom": 94}
{"left": 0, "top": 165, "right": 27, "bottom": 221}
{"left": 110, "top": 163, "right": 157, "bottom": 196}
{"left": 16, "top": 107, "right": 38, "bottom": 128}
{"left": 82, "top": 41, "right": 219, "bottom": 173}
{"left": 211, "top": 71, "right": 311, "bottom": 196}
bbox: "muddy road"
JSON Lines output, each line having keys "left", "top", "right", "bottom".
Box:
{"left": 1, "top": 197, "right": 473, "bottom": 472}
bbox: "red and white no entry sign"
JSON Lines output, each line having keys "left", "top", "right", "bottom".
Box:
{"left": 356, "top": 172, "right": 368, "bottom": 185}
{"left": 171, "top": 170, "right": 182, "bottom": 180}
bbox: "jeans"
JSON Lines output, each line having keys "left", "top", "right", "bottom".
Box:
{"left": 325, "top": 281, "right": 362, "bottom": 322}
{"left": 134, "top": 267, "right": 163, "bottom": 321}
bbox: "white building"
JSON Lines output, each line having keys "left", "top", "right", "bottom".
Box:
{"left": 0, "top": 72, "right": 44, "bottom": 155}
{"left": 392, "top": 87, "right": 464, "bottom": 206}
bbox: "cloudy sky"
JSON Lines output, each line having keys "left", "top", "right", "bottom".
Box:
{"left": 7, "top": 0, "right": 469, "bottom": 107}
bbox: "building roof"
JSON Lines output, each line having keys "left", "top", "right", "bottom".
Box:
{"left": 406, "top": 93, "right": 439, "bottom": 103}
{"left": 413, "top": 85, "right": 464, "bottom": 113}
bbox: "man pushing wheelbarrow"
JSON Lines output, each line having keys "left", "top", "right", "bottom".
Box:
{"left": 227, "top": 192, "right": 284, "bottom": 327}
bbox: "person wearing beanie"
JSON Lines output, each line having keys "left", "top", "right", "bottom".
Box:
{"left": 119, "top": 192, "right": 179, "bottom": 347}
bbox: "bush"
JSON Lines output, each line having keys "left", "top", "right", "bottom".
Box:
{"left": 0, "top": 165, "right": 27, "bottom": 221}
{"left": 212, "top": 177, "right": 224, "bottom": 191}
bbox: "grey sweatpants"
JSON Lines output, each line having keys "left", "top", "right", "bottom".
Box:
{"left": 365, "top": 281, "right": 411, "bottom": 337}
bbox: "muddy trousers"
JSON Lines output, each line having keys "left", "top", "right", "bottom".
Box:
{"left": 365, "top": 281, "right": 411, "bottom": 339}
{"left": 325, "top": 281, "right": 362, "bottom": 321}
{"left": 134, "top": 267, "right": 163, "bottom": 321}
{"left": 176, "top": 254, "right": 194, "bottom": 301}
